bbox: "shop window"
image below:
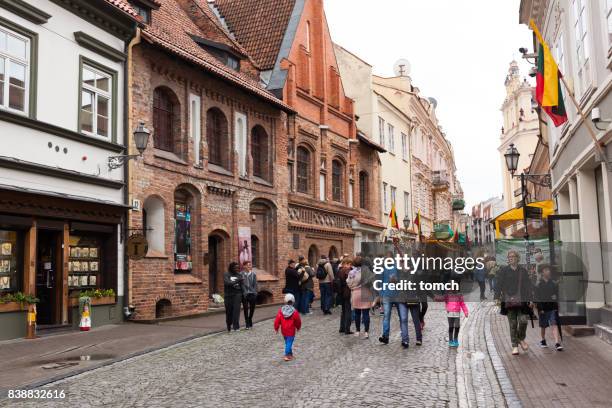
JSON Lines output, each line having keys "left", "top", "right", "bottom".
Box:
{"left": 250, "top": 200, "right": 276, "bottom": 274}
{"left": 251, "top": 125, "right": 270, "bottom": 181}
{"left": 153, "top": 87, "right": 180, "bottom": 153}
{"left": 296, "top": 146, "right": 311, "bottom": 194}
{"left": 206, "top": 107, "right": 229, "bottom": 169}
{"left": 0, "top": 23, "right": 31, "bottom": 115}
{"left": 174, "top": 189, "right": 194, "bottom": 273}
{"left": 143, "top": 196, "right": 165, "bottom": 255}
{"left": 332, "top": 159, "right": 344, "bottom": 202}
{"left": 68, "top": 235, "right": 107, "bottom": 291}
{"left": 0, "top": 230, "right": 23, "bottom": 293}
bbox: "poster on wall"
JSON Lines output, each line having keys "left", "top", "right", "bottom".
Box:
{"left": 495, "top": 238, "right": 550, "bottom": 279}
{"left": 238, "top": 226, "right": 252, "bottom": 266}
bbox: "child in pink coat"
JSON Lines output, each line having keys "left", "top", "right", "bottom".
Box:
{"left": 445, "top": 290, "right": 468, "bottom": 348}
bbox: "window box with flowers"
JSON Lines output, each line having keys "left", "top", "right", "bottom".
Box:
{"left": 0, "top": 292, "right": 39, "bottom": 313}
{"left": 69, "top": 288, "right": 116, "bottom": 307}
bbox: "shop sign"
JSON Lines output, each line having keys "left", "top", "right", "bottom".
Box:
{"left": 127, "top": 234, "right": 148, "bottom": 260}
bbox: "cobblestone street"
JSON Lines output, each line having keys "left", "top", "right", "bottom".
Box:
{"left": 5, "top": 302, "right": 477, "bottom": 408}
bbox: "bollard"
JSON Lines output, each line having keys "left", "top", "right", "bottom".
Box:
{"left": 25, "top": 303, "right": 37, "bottom": 339}
{"left": 79, "top": 296, "right": 92, "bottom": 331}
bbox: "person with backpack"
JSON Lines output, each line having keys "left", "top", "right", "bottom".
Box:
{"left": 241, "top": 260, "right": 258, "bottom": 330}
{"left": 223, "top": 261, "right": 244, "bottom": 332}
{"left": 274, "top": 293, "right": 302, "bottom": 361}
{"left": 297, "top": 256, "right": 314, "bottom": 315}
{"left": 317, "top": 255, "right": 335, "bottom": 315}
{"left": 284, "top": 259, "right": 301, "bottom": 311}
{"left": 347, "top": 256, "right": 375, "bottom": 339}
{"left": 336, "top": 257, "right": 353, "bottom": 334}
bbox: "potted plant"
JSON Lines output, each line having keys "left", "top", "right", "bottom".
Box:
{"left": 0, "top": 292, "right": 39, "bottom": 313}
{"left": 70, "top": 289, "right": 116, "bottom": 306}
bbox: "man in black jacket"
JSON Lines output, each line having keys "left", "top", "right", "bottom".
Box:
{"left": 284, "top": 260, "right": 301, "bottom": 309}
{"left": 224, "top": 261, "right": 244, "bottom": 332}
{"left": 495, "top": 250, "right": 534, "bottom": 355}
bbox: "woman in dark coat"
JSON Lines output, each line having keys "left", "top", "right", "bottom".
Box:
{"left": 494, "top": 250, "right": 534, "bottom": 355}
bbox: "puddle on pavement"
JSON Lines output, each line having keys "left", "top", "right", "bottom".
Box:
{"left": 38, "top": 354, "right": 116, "bottom": 370}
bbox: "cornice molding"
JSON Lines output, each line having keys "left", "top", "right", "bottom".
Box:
{"left": 74, "top": 31, "right": 127, "bottom": 62}
{"left": 0, "top": 0, "right": 51, "bottom": 24}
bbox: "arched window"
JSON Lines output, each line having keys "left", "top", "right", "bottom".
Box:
{"left": 153, "top": 87, "right": 178, "bottom": 152}
{"left": 296, "top": 146, "right": 311, "bottom": 194}
{"left": 206, "top": 108, "right": 229, "bottom": 169}
{"left": 143, "top": 196, "right": 165, "bottom": 255}
{"left": 251, "top": 126, "right": 269, "bottom": 180}
{"left": 250, "top": 200, "right": 276, "bottom": 274}
{"left": 332, "top": 159, "right": 343, "bottom": 202}
{"left": 359, "top": 171, "right": 368, "bottom": 209}
{"left": 308, "top": 245, "right": 319, "bottom": 268}
{"left": 328, "top": 246, "right": 338, "bottom": 260}
{"left": 174, "top": 188, "right": 195, "bottom": 273}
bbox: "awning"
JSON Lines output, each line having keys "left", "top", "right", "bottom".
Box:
{"left": 491, "top": 200, "right": 554, "bottom": 238}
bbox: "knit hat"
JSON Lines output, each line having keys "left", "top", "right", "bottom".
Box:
{"left": 284, "top": 293, "right": 295, "bottom": 304}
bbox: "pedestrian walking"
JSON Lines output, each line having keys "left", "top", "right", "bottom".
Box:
{"left": 297, "top": 256, "right": 314, "bottom": 314}
{"left": 347, "top": 256, "right": 375, "bottom": 339}
{"left": 316, "top": 255, "right": 335, "bottom": 315}
{"left": 535, "top": 265, "right": 563, "bottom": 351}
{"left": 378, "top": 251, "right": 409, "bottom": 347}
{"left": 274, "top": 293, "right": 302, "bottom": 361}
{"left": 336, "top": 257, "right": 353, "bottom": 334}
{"left": 284, "top": 259, "right": 301, "bottom": 309}
{"left": 223, "top": 261, "right": 243, "bottom": 332}
{"left": 495, "top": 250, "right": 534, "bottom": 356}
{"left": 241, "top": 261, "right": 258, "bottom": 329}
{"left": 445, "top": 288, "right": 468, "bottom": 347}
{"left": 474, "top": 261, "right": 487, "bottom": 301}
{"left": 486, "top": 257, "right": 498, "bottom": 295}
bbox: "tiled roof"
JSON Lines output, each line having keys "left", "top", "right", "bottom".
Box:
{"left": 213, "top": 0, "right": 296, "bottom": 70}
{"left": 143, "top": 0, "right": 293, "bottom": 112}
{"left": 103, "top": 0, "right": 139, "bottom": 18}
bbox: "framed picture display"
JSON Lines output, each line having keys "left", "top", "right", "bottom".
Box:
{"left": 1, "top": 242, "right": 11, "bottom": 255}
{"left": 0, "top": 276, "right": 10, "bottom": 289}
{"left": 0, "top": 259, "right": 9, "bottom": 273}
{"left": 89, "top": 275, "right": 97, "bottom": 286}
{"left": 81, "top": 247, "right": 90, "bottom": 258}
{"left": 70, "top": 247, "right": 78, "bottom": 258}
{"left": 89, "top": 261, "right": 98, "bottom": 272}
{"left": 79, "top": 275, "right": 89, "bottom": 286}
{"left": 72, "top": 261, "right": 81, "bottom": 272}
{"left": 81, "top": 262, "right": 89, "bottom": 272}
{"left": 89, "top": 248, "right": 98, "bottom": 258}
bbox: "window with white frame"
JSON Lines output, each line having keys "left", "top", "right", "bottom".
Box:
{"left": 0, "top": 25, "right": 29, "bottom": 114}
{"left": 80, "top": 64, "right": 113, "bottom": 138}
{"left": 390, "top": 185, "right": 397, "bottom": 207}
{"left": 404, "top": 191, "right": 411, "bottom": 221}
{"left": 382, "top": 182, "right": 388, "bottom": 213}
{"left": 401, "top": 132, "right": 408, "bottom": 160}
{"left": 378, "top": 117, "right": 385, "bottom": 148}
{"left": 387, "top": 123, "right": 395, "bottom": 153}
{"left": 572, "top": 0, "right": 592, "bottom": 98}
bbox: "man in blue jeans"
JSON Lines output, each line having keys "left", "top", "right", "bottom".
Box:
{"left": 317, "top": 256, "right": 335, "bottom": 314}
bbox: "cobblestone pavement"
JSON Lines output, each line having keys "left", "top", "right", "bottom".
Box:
{"left": 3, "top": 301, "right": 510, "bottom": 408}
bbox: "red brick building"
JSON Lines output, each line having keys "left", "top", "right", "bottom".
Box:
{"left": 214, "top": 0, "right": 384, "bottom": 265}
{"left": 127, "top": 0, "right": 295, "bottom": 319}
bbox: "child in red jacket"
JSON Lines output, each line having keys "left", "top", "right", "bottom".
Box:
{"left": 274, "top": 293, "right": 302, "bottom": 361}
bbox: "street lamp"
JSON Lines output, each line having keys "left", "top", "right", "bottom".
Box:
{"left": 503, "top": 143, "right": 551, "bottom": 241}
{"left": 403, "top": 215, "right": 411, "bottom": 231}
{"left": 108, "top": 121, "right": 151, "bottom": 170}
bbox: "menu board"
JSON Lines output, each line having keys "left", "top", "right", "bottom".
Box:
{"left": 68, "top": 241, "right": 100, "bottom": 290}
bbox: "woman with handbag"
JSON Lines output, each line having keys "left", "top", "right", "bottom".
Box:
{"left": 494, "top": 250, "right": 534, "bottom": 355}
{"left": 347, "top": 256, "right": 375, "bottom": 339}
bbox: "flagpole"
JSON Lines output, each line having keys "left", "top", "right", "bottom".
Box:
{"left": 558, "top": 76, "right": 610, "bottom": 170}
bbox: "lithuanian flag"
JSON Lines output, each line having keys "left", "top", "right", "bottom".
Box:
{"left": 389, "top": 202, "right": 399, "bottom": 229}
{"left": 413, "top": 210, "right": 421, "bottom": 233}
{"left": 530, "top": 19, "right": 567, "bottom": 127}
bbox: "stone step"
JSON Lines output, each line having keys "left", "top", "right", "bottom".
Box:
{"left": 563, "top": 325, "right": 595, "bottom": 337}
{"left": 594, "top": 324, "right": 612, "bottom": 345}
{"left": 600, "top": 307, "right": 612, "bottom": 326}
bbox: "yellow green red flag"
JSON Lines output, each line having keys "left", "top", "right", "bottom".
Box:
{"left": 389, "top": 202, "right": 399, "bottom": 229}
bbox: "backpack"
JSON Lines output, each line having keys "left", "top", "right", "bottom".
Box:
{"left": 332, "top": 275, "right": 343, "bottom": 293}
{"left": 316, "top": 264, "right": 328, "bottom": 280}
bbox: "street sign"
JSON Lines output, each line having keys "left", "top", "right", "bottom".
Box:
{"left": 127, "top": 234, "right": 148, "bottom": 260}
{"left": 525, "top": 205, "right": 543, "bottom": 220}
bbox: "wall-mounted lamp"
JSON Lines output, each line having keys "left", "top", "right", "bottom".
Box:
{"left": 108, "top": 121, "right": 151, "bottom": 170}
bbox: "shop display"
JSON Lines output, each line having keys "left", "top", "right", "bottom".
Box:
{"left": 0, "top": 230, "right": 20, "bottom": 293}
{"left": 89, "top": 261, "right": 98, "bottom": 271}
{"left": 89, "top": 275, "right": 96, "bottom": 286}
{"left": 89, "top": 248, "right": 98, "bottom": 258}
{"left": 0, "top": 276, "right": 10, "bottom": 289}
{"left": 0, "top": 260, "right": 9, "bottom": 273}
{"left": 1, "top": 242, "right": 11, "bottom": 255}
{"left": 68, "top": 241, "right": 101, "bottom": 290}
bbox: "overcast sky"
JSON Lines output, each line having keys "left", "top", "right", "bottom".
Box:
{"left": 325, "top": 0, "right": 533, "bottom": 209}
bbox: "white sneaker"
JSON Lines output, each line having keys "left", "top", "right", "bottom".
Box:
{"left": 354, "top": 331, "right": 361, "bottom": 338}
{"left": 519, "top": 340, "right": 529, "bottom": 351}
{"left": 363, "top": 332, "right": 369, "bottom": 339}
{"left": 512, "top": 347, "right": 519, "bottom": 355}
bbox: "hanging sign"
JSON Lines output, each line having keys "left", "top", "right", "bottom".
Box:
{"left": 127, "top": 234, "right": 148, "bottom": 260}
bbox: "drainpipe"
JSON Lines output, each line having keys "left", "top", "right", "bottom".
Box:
{"left": 123, "top": 28, "right": 142, "bottom": 319}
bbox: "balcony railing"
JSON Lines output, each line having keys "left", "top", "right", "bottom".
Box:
{"left": 432, "top": 170, "right": 449, "bottom": 189}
